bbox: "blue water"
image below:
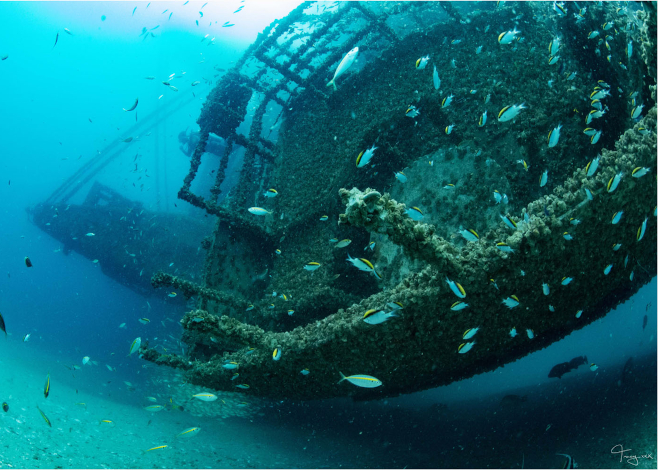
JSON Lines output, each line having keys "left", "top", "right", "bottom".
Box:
{"left": 0, "top": 2, "right": 656, "bottom": 469}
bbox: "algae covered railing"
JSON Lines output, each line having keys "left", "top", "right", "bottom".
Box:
{"left": 145, "top": 1, "right": 657, "bottom": 400}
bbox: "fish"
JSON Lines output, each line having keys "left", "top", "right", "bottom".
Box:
{"left": 496, "top": 242, "right": 514, "bottom": 253}
{"left": 335, "top": 239, "right": 352, "bottom": 248}
{"left": 2, "top": 402, "right": 7, "bottom": 412}
{"left": 191, "top": 80, "right": 200, "bottom": 86}
{"left": 415, "top": 56, "right": 430, "bottom": 70}
{"left": 441, "top": 95, "right": 453, "bottom": 108}
{"left": 407, "top": 207, "right": 424, "bottom": 221}
{"left": 502, "top": 296, "right": 520, "bottom": 309}
{"left": 53, "top": 32, "right": 59, "bottom": 49}
{"left": 288, "top": 310, "right": 294, "bottom": 316}
{"left": 563, "top": 232, "right": 573, "bottom": 241}
{"left": 405, "top": 105, "right": 420, "bottom": 118}
{"left": 36, "top": 406, "right": 52, "bottom": 427}
{"left": 500, "top": 214, "right": 517, "bottom": 230}
{"left": 445, "top": 277, "right": 466, "bottom": 298}
{"left": 304, "top": 262, "right": 321, "bottom": 271}
{"left": 589, "top": 363, "right": 598, "bottom": 372}
{"left": 561, "top": 277, "right": 573, "bottom": 285}
{"left": 588, "top": 31, "right": 600, "bottom": 39}
{"left": 365, "top": 241, "right": 375, "bottom": 251}
{"left": 387, "top": 302, "right": 404, "bottom": 310}
{"left": 25, "top": 256, "right": 33, "bottom": 267}
{"left": 475, "top": 45, "right": 483, "bottom": 54}
{"left": 356, "top": 144, "right": 377, "bottom": 168}
{"left": 363, "top": 310, "right": 398, "bottom": 325}
{"left": 132, "top": 6, "right": 137, "bottom": 15}
{"left": 462, "top": 328, "right": 479, "bottom": 340}
{"left": 556, "top": 453, "right": 576, "bottom": 469}
{"left": 458, "top": 341, "right": 475, "bottom": 354}
{"left": 479, "top": 111, "right": 487, "bottom": 127}
{"left": 222, "top": 362, "right": 239, "bottom": 370}
{"left": 637, "top": 217, "right": 648, "bottom": 241}
{"left": 584, "top": 188, "right": 593, "bottom": 200}
{"left": 338, "top": 372, "right": 382, "bottom": 388}
{"left": 604, "top": 264, "right": 613, "bottom": 275}
{"left": 643, "top": 315, "right": 648, "bottom": 330}
{"left": 498, "top": 28, "right": 520, "bottom": 44}
{"left": 394, "top": 171, "right": 407, "bottom": 183}
{"left": 539, "top": 170, "right": 548, "bottom": 187}
{"left": 272, "top": 348, "right": 282, "bottom": 361}
{"left": 300, "top": 369, "right": 310, "bottom": 376}
{"left": 450, "top": 301, "right": 468, "bottom": 311}
{"left": 432, "top": 65, "right": 440, "bottom": 90}
{"left": 144, "top": 445, "right": 168, "bottom": 453}
{"left": 327, "top": 47, "right": 359, "bottom": 90}
{"left": 263, "top": 188, "right": 278, "bottom": 197}
{"left": 548, "top": 356, "right": 587, "bottom": 378}
{"left": 168, "top": 292, "right": 177, "bottom": 298}
{"left": 129, "top": 337, "right": 141, "bottom": 355}
{"left": 526, "top": 329, "right": 534, "bottom": 339}
{"left": 143, "top": 405, "right": 165, "bottom": 412}
{"left": 611, "top": 211, "right": 623, "bottom": 224}
{"left": 498, "top": 103, "right": 526, "bottom": 122}
{"left": 575, "top": 309, "right": 582, "bottom": 318}
{"left": 607, "top": 172, "right": 623, "bottom": 192}
{"left": 43, "top": 373, "right": 51, "bottom": 398}
{"left": 86, "top": 232, "right": 95, "bottom": 237}
{"left": 631, "top": 105, "right": 643, "bottom": 119}
{"left": 509, "top": 327, "right": 517, "bottom": 338}
{"left": 23, "top": 333, "right": 30, "bottom": 342}
{"left": 82, "top": 356, "right": 90, "bottom": 365}
{"left": 585, "top": 156, "right": 600, "bottom": 176}
{"left": 631, "top": 167, "right": 649, "bottom": 178}
{"left": 123, "top": 98, "right": 138, "bottom": 112}
{"left": 458, "top": 229, "right": 479, "bottom": 242}
{"left": 542, "top": 283, "right": 550, "bottom": 296}
{"left": 445, "top": 124, "right": 455, "bottom": 135}
{"left": 548, "top": 37, "right": 561, "bottom": 56}
{"left": 192, "top": 393, "right": 217, "bottom": 402}
{"left": 176, "top": 427, "right": 201, "bottom": 439}
{"left": 493, "top": 191, "right": 502, "bottom": 204}
{"left": 248, "top": 207, "right": 271, "bottom": 216}
{"left": 0, "top": 312, "right": 5, "bottom": 337}
{"left": 547, "top": 124, "right": 561, "bottom": 147}
{"left": 548, "top": 55, "right": 560, "bottom": 65}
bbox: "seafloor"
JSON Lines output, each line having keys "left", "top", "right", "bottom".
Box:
{"left": 1, "top": 343, "right": 655, "bottom": 469}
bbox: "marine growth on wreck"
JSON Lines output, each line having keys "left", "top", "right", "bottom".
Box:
{"left": 142, "top": 1, "right": 658, "bottom": 401}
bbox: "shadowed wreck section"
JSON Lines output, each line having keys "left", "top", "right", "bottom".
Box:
{"left": 141, "top": 2, "right": 657, "bottom": 400}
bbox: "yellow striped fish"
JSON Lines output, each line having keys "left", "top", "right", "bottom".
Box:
{"left": 338, "top": 372, "right": 382, "bottom": 388}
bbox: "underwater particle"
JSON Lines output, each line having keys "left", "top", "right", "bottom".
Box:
{"left": 603, "top": 264, "right": 613, "bottom": 275}
{"left": 498, "top": 28, "right": 520, "bottom": 44}
{"left": 24, "top": 256, "right": 33, "bottom": 267}
{"left": 637, "top": 217, "right": 648, "bottom": 241}
{"left": 123, "top": 98, "right": 138, "bottom": 112}
{"left": 458, "top": 229, "right": 479, "bottom": 242}
{"left": 462, "top": 328, "right": 479, "bottom": 340}
{"left": 101, "top": 14, "right": 106, "bottom": 21}
{"left": 405, "top": 105, "right": 420, "bottom": 118}
{"left": 406, "top": 206, "right": 424, "bottom": 221}
{"left": 356, "top": 144, "right": 377, "bottom": 168}
{"left": 509, "top": 327, "right": 517, "bottom": 338}
{"left": 192, "top": 393, "right": 217, "bottom": 402}
{"left": 451, "top": 301, "right": 468, "bottom": 311}
{"left": 458, "top": 341, "right": 475, "bottom": 354}
{"left": 129, "top": 337, "right": 141, "bottom": 355}
{"left": 272, "top": 348, "right": 282, "bottom": 361}
{"left": 611, "top": 211, "right": 623, "bottom": 224}
{"left": 576, "top": 310, "right": 583, "bottom": 318}
{"left": 415, "top": 55, "right": 429, "bottom": 69}
{"left": 561, "top": 277, "right": 573, "bottom": 286}
{"left": 44, "top": 373, "right": 50, "bottom": 398}
{"left": 526, "top": 329, "right": 535, "bottom": 339}
{"left": 496, "top": 242, "right": 515, "bottom": 253}
{"left": 326, "top": 46, "right": 358, "bottom": 91}
{"left": 248, "top": 207, "right": 271, "bottom": 216}
{"left": 547, "top": 124, "right": 562, "bottom": 148}
{"left": 500, "top": 214, "right": 517, "bottom": 230}
{"left": 433, "top": 65, "right": 440, "bottom": 89}
{"left": 563, "top": 232, "right": 573, "bottom": 241}
{"left": 631, "top": 167, "right": 649, "bottom": 178}
{"left": 446, "top": 277, "right": 466, "bottom": 299}
{"left": 441, "top": 94, "right": 454, "bottom": 108}
{"left": 222, "top": 362, "right": 239, "bottom": 370}
{"left": 144, "top": 405, "right": 165, "bottom": 412}
{"left": 263, "top": 188, "right": 278, "bottom": 198}
{"left": 36, "top": 406, "right": 51, "bottom": 427}
{"left": 394, "top": 171, "right": 407, "bottom": 183}
{"left": 589, "top": 363, "right": 598, "bottom": 372}
{"left": 498, "top": 103, "right": 525, "bottom": 122}
{"left": 168, "top": 292, "right": 177, "bottom": 297}
{"left": 502, "top": 296, "right": 520, "bottom": 309}
{"left": 479, "top": 111, "right": 487, "bottom": 127}
{"left": 304, "top": 262, "right": 321, "bottom": 271}
{"left": 542, "top": 283, "right": 550, "bottom": 296}
{"left": 176, "top": 427, "right": 201, "bottom": 439}
{"left": 335, "top": 239, "right": 351, "bottom": 248}
{"left": 300, "top": 369, "right": 310, "bottom": 376}
{"left": 585, "top": 156, "right": 600, "bottom": 176}
{"left": 363, "top": 310, "right": 398, "bottom": 325}
{"left": 2, "top": 402, "right": 7, "bottom": 412}
{"left": 338, "top": 372, "right": 382, "bottom": 388}
{"left": 138, "top": 317, "right": 150, "bottom": 325}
